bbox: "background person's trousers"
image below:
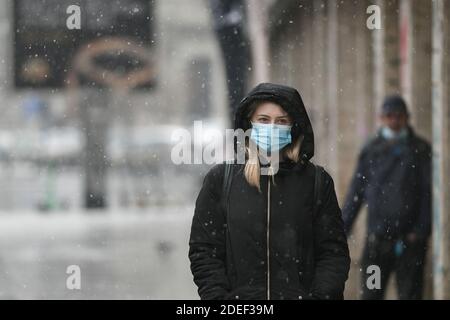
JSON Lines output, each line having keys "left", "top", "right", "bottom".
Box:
{"left": 360, "top": 235, "right": 427, "bottom": 300}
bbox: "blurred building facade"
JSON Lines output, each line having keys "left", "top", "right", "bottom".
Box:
{"left": 0, "top": 0, "right": 228, "bottom": 211}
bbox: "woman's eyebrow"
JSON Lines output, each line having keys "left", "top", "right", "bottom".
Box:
{"left": 275, "top": 115, "right": 290, "bottom": 119}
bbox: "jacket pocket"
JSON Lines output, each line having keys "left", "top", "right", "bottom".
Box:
{"left": 273, "top": 285, "right": 310, "bottom": 300}
{"left": 224, "top": 285, "right": 266, "bottom": 300}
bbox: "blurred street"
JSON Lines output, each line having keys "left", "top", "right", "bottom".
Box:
{"left": 0, "top": 207, "right": 197, "bottom": 299}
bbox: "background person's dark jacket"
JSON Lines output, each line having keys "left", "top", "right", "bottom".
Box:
{"left": 342, "top": 127, "right": 432, "bottom": 239}
{"left": 189, "top": 83, "right": 350, "bottom": 300}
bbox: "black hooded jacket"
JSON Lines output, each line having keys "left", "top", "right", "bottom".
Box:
{"left": 189, "top": 83, "right": 350, "bottom": 300}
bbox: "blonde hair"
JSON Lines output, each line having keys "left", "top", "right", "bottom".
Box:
{"left": 243, "top": 101, "right": 304, "bottom": 191}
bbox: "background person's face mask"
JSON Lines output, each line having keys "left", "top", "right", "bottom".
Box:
{"left": 381, "top": 126, "right": 408, "bottom": 140}
{"left": 250, "top": 122, "right": 292, "bottom": 153}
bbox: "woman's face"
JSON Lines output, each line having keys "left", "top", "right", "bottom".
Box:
{"left": 250, "top": 101, "right": 293, "bottom": 126}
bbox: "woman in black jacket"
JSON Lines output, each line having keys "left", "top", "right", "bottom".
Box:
{"left": 189, "top": 83, "right": 350, "bottom": 300}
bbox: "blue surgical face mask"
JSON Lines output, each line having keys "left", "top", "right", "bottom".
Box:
{"left": 381, "top": 126, "right": 408, "bottom": 141}
{"left": 250, "top": 122, "right": 292, "bottom": 153}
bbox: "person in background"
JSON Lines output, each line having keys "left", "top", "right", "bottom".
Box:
{"left": 342, "top": 95, "right": 431, "bottom": 300}
{"left": 208, "top": 0, "right": 251, "bottom": 122}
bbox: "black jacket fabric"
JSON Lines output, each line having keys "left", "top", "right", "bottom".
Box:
{"left": 342, "top": 127, "right": 432, "bottom": 239}
{"left": 189, "top": 83, "right": 350, "bottom": 300}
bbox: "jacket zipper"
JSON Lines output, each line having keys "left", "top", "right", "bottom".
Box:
{"left": 266, "top": 176, "right": 271, "bottom": 300}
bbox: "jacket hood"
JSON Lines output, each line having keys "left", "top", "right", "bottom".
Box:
{"left": 234, "top": 82, "right": 315, "bottom": 161}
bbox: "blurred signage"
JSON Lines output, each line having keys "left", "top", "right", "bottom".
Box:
{"left": 14, "top": 0, "right": 154, "bottom": 88}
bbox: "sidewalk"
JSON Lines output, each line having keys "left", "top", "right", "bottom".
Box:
{"left": 0, "top": 208, "right": 198, "bottom": 299}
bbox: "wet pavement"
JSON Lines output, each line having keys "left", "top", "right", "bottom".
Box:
{"left": 0, "top": 207, "right": 199, "bottom": 299}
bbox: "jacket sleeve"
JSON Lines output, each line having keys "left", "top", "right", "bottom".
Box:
{"left": 412, "top": 142, "right": 432, "bottom": 238}
{"left": 189, "top": 164, "right": 230, "bottom": 299}
{"left": 342, "top": 149, "right": 368, "bottom": 235}
{"left": 310, "top": 171, "right": 351, "bottom": 300}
